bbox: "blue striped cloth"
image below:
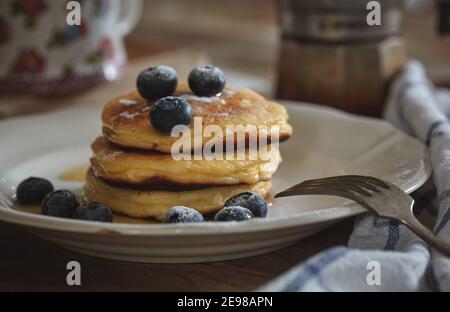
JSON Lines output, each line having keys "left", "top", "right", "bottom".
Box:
{"left": 260, "top": 61, "right": 450, "bottom": 292}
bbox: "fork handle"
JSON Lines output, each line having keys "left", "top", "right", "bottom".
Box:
{"left": 405, "top": 217, "right": 450, "bottom": 257}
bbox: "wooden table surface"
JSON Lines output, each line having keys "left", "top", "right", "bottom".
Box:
{"left": 0, "top": 218, "right": 354, "bottom": 291}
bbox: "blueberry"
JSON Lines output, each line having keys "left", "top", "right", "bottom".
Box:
{"left": 41, "top": 190, "right": 79, "bottom": 218}
{"left": 188, "top": 65, "right": 226, "bottom": 96}
{"left": 224, "top": 192, "right": 268, "bottom": 218}
{"left": 150, "top": 96, "right": 192, "bottom": 133}
{"left": 136, "top": 65, "right": 178, "bottom": 101}
{"left": 162, "top": 206, "right": 204, "bottom": 223}
{"left": 74, "top": 202, "right": 113, "bottom": 222}
{"left": 214, "top": 206, "right": 254, "bottom": 222}
{"left": 16, "top": 177, "right": 54, "bottom": 205}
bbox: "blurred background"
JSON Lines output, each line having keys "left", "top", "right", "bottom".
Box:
{"left": 128, "top": 0, "right": 449, "bottom": 82}
{"left": 0, "top": 0, "right": 449, "bottom": 117}
{"left": 127, "top": 0, "right": 278, "bottom": 92}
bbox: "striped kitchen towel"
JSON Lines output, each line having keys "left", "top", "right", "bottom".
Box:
{"left": 260, "top": 61, "right": 450, "bottom": 292}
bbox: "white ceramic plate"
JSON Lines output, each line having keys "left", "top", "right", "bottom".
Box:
{"left": 0, "top": 101, "right": 431, "bottom": 263}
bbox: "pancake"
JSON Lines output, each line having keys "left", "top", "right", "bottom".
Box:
{"left": 84, "top": 169, "right": 271, "bottom": 221}
{"left": 90, "top": 136, "right": 281, "bottom": 188}
{"left": 102, "top": 82, "right": 292, "bottom": 153}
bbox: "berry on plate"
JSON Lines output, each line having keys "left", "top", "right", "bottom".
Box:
{"left": 224, "top": 192, "right": 268, "bottom": 218}
{"left": 74, "top": 202, "right": 113, "bottom": 222}
{"left": 41, "top": 189, "right": 79, "bottom": 218}
{"left": 214, "top": 206, "right": 254, "bottom": 222}
{"left": 16, "top": 177, "right": 54, "bottom": 205}
{"left": 162, "top": 206, "right": 205, "bottom": 223}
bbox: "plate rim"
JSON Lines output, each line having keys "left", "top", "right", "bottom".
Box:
{"left": 0, "top": 101, "right": 431, "bottom": 236}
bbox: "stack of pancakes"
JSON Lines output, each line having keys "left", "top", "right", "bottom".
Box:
{"left": 84, "top": 83, "right": 292, "bottom": 220}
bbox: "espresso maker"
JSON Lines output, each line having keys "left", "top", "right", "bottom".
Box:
{"left": 276, "top": 0, "right": 406, "bottom": 116}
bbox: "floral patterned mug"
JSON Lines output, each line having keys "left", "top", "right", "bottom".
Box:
{"left": 0, "top": 0, "right": 142, "bottom": 95}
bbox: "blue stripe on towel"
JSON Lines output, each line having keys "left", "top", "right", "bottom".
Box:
{"left": 280, "top": 247, "right": 348, "bottom": 292}
{"left": 374, "top": 219, "right": 401, "bottom": 250}
{"left": 384, "top": 220, "right": 401, "bottom": 250}
{"left": 426, "top": 120, "right": 445, "bottom": 146}
{"left": 438, "top": 189, "right": 450, "bottom": 203}
{"left": 434, "top": 207, "right": 450, "bottom": 235}
{"left": 316, "top": 273, "right": 334, "bottom": 292}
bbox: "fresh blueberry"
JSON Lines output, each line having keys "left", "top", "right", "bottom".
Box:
{"left": 162, "top": 206, "right": 205, "bottom": 223}
{"left": 136, "top": 65, "right": 178, "bottom": 101}
{"left": 16, "top": 177, "right": 54, "bottom": 205}
{"left": 188, "top": 65, "right": 226, "bottom": 96}
{"left": 214, "top": 206, "right": 254, "bottom": 222}
{"left": 224, "top": 192, "right": 268, "bottom": 218}
{"left": 74, "top": 202, "right": 113, "bottom": 222}
{"left": 41, "top": 189, "right": 79, "bottom": 218}
{"left": 150, "top": 96, "right": 192, "bottom": 133}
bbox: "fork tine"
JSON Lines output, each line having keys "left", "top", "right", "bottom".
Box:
{"left": 274, "top": 174, "right": 393, "bottom": 199}
{"left": 275, "top": 180, "right": 372, "bottom": 198}
{"left": 311, "top": 175, "right": 389, "bottom": 188}
{"left": 274, "top": 180, "right": 379, "bottom": 216}
{"left": 301, "top": 178, "right": 379, "bottom": 193}
{"left": 275, "top": 184, "right": 358, "bottom": 200}
{"left": 304, "top": 182, "right": 372, "bottom": 196}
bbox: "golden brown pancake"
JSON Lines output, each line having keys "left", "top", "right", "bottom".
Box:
{"left": 91, "top": 136, "right": 281, "bottom": 188}
{"left": 102, "top": 82, "right": 292, "bottom": 153}
{"left": 84, "top": 169, "right": 271, "bottom": 221}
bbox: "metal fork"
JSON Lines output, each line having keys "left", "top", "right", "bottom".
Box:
{"left": 275, "top": 175, "right": 450, "bottom": 257}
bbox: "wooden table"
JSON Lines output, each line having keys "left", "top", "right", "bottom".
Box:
{"left": 0, "top": 218, "right": 354, "bottom": 291}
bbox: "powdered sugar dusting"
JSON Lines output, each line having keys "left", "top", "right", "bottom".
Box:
{"left": 179, "top": 94, "right": 225, "bottom": 105}
{"left": 222, "top": 89, "right": 236, "bottom": 97}
{"left": 119, "top": 111, "right": 140, "bottom": 120}
{"left": 102, "top": 151, "right": 123, "bottom": 161}
{"left": 119, "top": 99, "right": 137, "bottom": 106}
